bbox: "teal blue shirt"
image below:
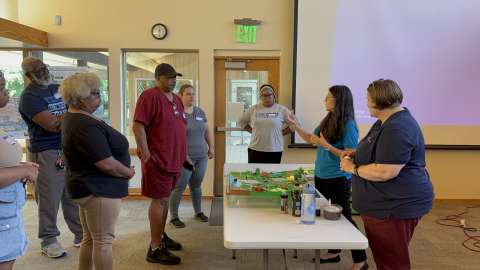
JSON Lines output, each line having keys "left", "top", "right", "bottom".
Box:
{"left": 314, "top": 119, "right": 358, "bottom": 179}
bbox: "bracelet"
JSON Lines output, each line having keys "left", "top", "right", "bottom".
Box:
{"left": 325, "top": 144, "right": 332, "bottom": 152}
{"left": 354, "top": 165, "right": 360, "bottom": 177}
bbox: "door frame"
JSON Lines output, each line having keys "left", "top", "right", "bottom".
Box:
{"left": 213, "top": 57, "right": 280, "bottom": 196}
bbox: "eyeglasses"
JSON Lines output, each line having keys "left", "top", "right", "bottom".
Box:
{"left": 90, "top": 90, "right": 101, "bottom": 98}
{"left": 31, "top": 64, "right": 49, "bottom": 75}
{"left": 261, "top": 93, "right": 273, "bottom": 98}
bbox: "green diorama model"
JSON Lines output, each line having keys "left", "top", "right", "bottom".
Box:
{"left": 227, "top": 167, "right": 314, "bottom": 196}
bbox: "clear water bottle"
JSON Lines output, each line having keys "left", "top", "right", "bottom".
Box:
{"left": 300, "top": 183, "right": 316, "bottom": 224}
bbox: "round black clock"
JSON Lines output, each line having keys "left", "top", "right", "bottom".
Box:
{"left": 151, "top": 23, "right": 168, "bottom": 40}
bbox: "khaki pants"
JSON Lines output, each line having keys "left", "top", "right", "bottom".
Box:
{"left": 74, "top": 196, "right": 121, "bottom": 270}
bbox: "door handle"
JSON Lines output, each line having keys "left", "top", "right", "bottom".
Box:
{"left": 216, "top": 127, "right": 244, "bottom": 132}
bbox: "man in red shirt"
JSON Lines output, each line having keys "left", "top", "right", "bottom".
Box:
{"left": 133, "top": 63, "right": 187, "bottom": 265}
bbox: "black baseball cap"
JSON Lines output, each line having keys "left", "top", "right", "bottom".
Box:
{"left": 154, "top": 63, "right": 182, "bottom": 78}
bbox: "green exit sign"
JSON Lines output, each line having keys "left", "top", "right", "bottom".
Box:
{"left": 236, "top": 25, "right": 257, "bottom": 43}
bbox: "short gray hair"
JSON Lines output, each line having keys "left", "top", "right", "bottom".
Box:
{"left": 21, "top": 57, "right": 43, "bottom": 74}
{"left": 59, "top": 72, "right": 100, "bottom": 107}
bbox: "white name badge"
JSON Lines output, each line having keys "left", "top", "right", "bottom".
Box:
{"left": 196, "top": 117, "right": 204, "bottom": 121}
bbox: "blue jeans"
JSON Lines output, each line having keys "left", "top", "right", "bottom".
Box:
{"left": 169, "top": 157, "right": 208, "bottom": 219}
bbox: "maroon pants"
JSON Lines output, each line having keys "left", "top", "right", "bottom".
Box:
{"left": 361, "top": 215, "right": 420, "bottom": 270}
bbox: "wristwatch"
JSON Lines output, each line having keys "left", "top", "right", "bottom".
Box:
{"left": 353, "top": 164, "right": 359, "bottom": 176}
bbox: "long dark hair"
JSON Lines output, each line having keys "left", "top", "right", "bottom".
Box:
{"left": 318, "top": 85, "right": 356, "bottom": 143}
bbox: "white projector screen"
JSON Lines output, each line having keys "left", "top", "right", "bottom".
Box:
{"left": 292, "top": 0, "right": 480, "bottom": 148}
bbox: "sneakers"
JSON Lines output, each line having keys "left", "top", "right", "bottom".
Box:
{"left": 41, "top": 242, "right": 67, "bottom": 258}
{"left": 170, "top": 218, "right": 186, "bottom": 228}
{"left": 146, "top": 243, "right": 181, "bottom": 265}
{"left": 163, "top": 232, "right": 182, "bottom": 251}
{"left": 73, "top": 240, "right": 82, "bottom": 248}
{"left": 195, "top": 212, "right": 209, "bottom": 222}
{"left": 171, "top": 213, "right": 209, "bottom": 227}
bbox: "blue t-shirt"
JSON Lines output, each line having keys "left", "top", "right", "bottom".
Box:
{"left": 19, "top": 84, "right": 67, "bottom": 153}
{"left": 314, "top": 119, "right": 358, "bottom": 179}
{"left": 352, "top": 109, "right": 434, "bottom": 219}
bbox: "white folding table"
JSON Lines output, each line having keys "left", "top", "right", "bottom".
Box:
{"left": 223, "top": 163, "right": 369, "bottom": 270}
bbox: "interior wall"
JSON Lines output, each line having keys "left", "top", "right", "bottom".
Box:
{"left": 15, "top": 0, "right": 480, "bottom": 199}
{"left": 0, "top": 0, "right": 19, "bottom": 21}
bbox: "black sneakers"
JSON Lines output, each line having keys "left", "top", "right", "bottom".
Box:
{"left": 170, "top": 218, "right": 186, "bottom": 228}
{"left": 195, "top": 212, "right": 209, "bottom": 222}
{"left": 163, "top": 232, "right": 182, "bottom": 251}
{"left": 146, "top": 243, "right": 181, "bottom": 265}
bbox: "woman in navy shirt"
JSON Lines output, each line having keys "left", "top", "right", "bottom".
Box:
{"left": 341, "top": 79, "right": 434, "bottom": 270}
{"left": 288, "top": 85, "right": 368, "bottom": 270}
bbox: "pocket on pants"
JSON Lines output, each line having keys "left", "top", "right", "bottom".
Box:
{"left": 0, "top": 190, "right": 19, "bottom": 232}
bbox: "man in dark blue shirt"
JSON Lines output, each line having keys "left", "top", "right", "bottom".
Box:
{"left": 18, "top": 57, "right": 82, "bottom": 258}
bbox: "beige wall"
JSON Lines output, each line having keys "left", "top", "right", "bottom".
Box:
{"left": 0, "top": 0, "right": 19, "bottom": 21}
{"left": 15, "top": 0, "right": 480, "bottom": 199}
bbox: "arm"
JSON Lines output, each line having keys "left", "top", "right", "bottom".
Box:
{"left": 94, "top": 157, "right": 134, "bottom": 179}
{"left": 340, "top": 159, "right": 404, "bottom": 182}
{"left": 282, "top": 126, "right": 291, "bottom": 136}
{"left": 0, "top": 162, "right": 39, "bottom": 188}
{"left": 205, "top": 123, "right": 215, "bottom": 159}
{"left": 32, "top": 111, "right": 64, "bottom": 132}
{"left": 132, "top": 121, "right": 150, "bottom": 162}
{"left": 340, "top": 125, "right": 411, "bottom": 182}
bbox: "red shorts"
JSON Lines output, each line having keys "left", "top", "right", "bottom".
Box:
{"left": 141, "top": 160, "right": 180, "bottom": 199}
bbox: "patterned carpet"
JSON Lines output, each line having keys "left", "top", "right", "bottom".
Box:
{"left": 12, "top": 199, "right": 480, "bottom": 270}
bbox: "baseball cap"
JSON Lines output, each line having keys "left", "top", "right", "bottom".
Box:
{"left": 154, "top": 63, "right": 183, "bottom": 78}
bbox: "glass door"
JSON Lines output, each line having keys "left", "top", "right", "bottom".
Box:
{"left": 214, "top": 58, "right": 279, "bottom": 196}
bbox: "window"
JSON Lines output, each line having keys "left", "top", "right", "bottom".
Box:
{"left": 0, "top": 50, "right": 27, "bottom": 139}
{"left": 122, "top": 51, "right": 199, "bottom": 140}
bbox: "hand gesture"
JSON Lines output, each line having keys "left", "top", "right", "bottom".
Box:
{"left": 137, "top": 148, "right": 151, "bottom": 163}
{"left": 208, "top": 149, "right": 215, "bottom": 159}
{"left": 20, "top": 162, "right": 39, "bottom": 183}
{"left": 126, "top": 166, "right": 135, "bottom": 179}
{"left": 285, "top": 110, "right": 299, "bottom": 127}
{"left": 340, "top": 149, "right": 356, "bottom": 160}
{"left": 340, "top": 156, "right": 355, "bottom": 174}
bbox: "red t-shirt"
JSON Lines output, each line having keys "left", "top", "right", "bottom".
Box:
{"left": 133, "top": 87, "right": 187, "bottom": 173}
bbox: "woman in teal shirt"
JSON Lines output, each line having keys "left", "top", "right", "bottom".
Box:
{"left": 287, "top": 85, "right": 368, "bottom": 270}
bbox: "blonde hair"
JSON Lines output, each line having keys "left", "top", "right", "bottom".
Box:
{"left": 59, "top": 72, "right": 100, "bottom": 108}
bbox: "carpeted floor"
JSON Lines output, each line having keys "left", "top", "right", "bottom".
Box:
{"left": 12, "top": 199, "right": 480, "bottom": 270}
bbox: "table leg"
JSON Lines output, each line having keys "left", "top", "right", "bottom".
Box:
{"left": 315, "top": 250, "right": 321, "bottom": 270}
{"left": 232, "top": 250, "right": 236, "bottom": 259}
{"left": 293, "top": 249, "right": 298, "bottom": 259}
{"left": 282, "top": 249, "right": 288, "bottom": 270}
{"left": 263, "top": 249, "right": 269, "bottom": 270}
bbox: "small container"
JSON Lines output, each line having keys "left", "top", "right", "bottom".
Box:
{"left": 291, "top": 188, "right": 301, "bottom": 217}
{"left": 280, "top": 192, "right": 289, "bottom": 214}
{"left": 315, "top": 197, "right": 329, "bottom": 216}
{"left": 323, "top": 204, "right": 343, "bottom": 220}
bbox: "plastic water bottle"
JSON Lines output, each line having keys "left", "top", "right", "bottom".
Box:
{"left": 300, "top": 183, "right": 316, "bottom": 224}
